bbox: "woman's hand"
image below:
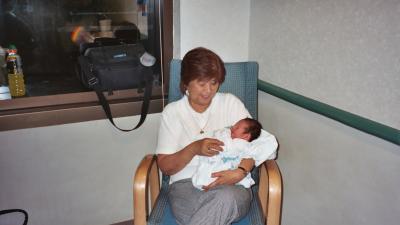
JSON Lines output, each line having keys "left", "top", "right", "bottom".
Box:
{"left": 189, "top": 138, "right": 224, "bottom": 157}
{"left": 202, "top": 158, "right": 255, "bottom": 191}
{"left": 158, "top": 138, "right": 224, "bottom": 175}
{"left": 202, "top": 169, "right": 246, "bottom": 191}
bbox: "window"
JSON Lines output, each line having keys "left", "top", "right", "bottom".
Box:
{"left": 0, "top": 0, "right": 173, "bottom": 131}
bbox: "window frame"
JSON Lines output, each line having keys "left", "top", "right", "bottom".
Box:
{"left": 0, "top": 0, "right": 173, "bottom": 131}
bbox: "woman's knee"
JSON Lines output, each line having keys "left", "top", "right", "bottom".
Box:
{"left": 212, "top": 185, "right": 251, "bottom": 205}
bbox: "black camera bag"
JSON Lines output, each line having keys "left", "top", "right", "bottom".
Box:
{"left": 78, "top": 42, "right": 154, "bottom": 131}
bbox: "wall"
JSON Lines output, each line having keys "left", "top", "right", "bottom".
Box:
{"left": 2, "top": 0, "right": 399, "bottom": 225}
{"left": 250, "top": 0, "right": 400, "bottom": 129}
{"left": 0, "top": 1, "right": 252, "bottom": 224}
{"left": 0, "top": 114, "right": 160, "bottom": 225}
{"left": 178, "top": 0, "right": 250, "bottom": 61}
{"left": 250, "top": 1, "right": 400, "bottom": 225}
{"left": 0, "top": 0, "right": 250, "bottom": 225}
{"left": 259, "top": 93, "right": 400, "bottom": 225}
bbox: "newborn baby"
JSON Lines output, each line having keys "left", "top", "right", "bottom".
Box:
{"left": 192, "top": 118, "right": 262, "bottom": 190}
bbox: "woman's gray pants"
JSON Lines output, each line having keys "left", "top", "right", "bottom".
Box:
{"left": 168, "top": 179, "right": 252, "bottom": 225}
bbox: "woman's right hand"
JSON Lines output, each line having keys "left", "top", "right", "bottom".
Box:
{"left": 189, "top": 138, "right": 224, "bottom": 157}
{"left": 158, "top": 138, "right": 224, "bottom": 175}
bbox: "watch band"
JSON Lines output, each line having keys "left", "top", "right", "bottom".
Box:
{"left": 237, "top": 166, "right": 248, "bottom": 175}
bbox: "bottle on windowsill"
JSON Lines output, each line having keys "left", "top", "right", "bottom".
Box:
{"left": 6, "top": 44, "right": 26, "bottom": 97}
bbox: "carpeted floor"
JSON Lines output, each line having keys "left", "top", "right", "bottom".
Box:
{"left": 111, "top": 219, "right": 133, "bottom": 225}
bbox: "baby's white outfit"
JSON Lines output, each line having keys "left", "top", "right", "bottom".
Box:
{"left": 192, "top": 128, "right": 261, "bottom": 190}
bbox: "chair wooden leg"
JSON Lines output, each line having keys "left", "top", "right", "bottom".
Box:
{"left": 258, "top": 160, "right": 283, "bottom": 225}
{"left": 133, "top": 154, "right": 158, "bottom": 225}
{"left": 149, "top": 158, "right": 160, "bottom": 207}
{"left": 266, "top": 160, "right": 283, "bottom": 225}
{"left": 258, "top": 163, "right": 269, "bottom": 219}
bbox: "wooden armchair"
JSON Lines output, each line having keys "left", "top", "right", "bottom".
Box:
{"left": 132, "top": 60, "right": 282, "bottom": 225}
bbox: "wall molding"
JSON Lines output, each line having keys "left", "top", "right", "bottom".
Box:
{"left": 258, "top": 80, "right": 400, "bottom": 146}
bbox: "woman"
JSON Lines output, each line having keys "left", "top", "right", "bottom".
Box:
{"left": 156, "top": 47, "right": 277, "bottom": 225}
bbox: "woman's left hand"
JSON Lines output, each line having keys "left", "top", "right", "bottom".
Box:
{"left": 202, "top": 169, "right": 246, "bottom": 191}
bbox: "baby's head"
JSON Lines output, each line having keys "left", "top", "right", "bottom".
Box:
{"left": 230, "top": 118, "right": 262, "bottom": 142}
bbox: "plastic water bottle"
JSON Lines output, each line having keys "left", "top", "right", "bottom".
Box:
{"left": 7, "top": 45, "right": 26, "bottom": 97}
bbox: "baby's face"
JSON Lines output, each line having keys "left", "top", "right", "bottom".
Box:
{"left": 230, "top": 120, "right": 250, "bottom": 141}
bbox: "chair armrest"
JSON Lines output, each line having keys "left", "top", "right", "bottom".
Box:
{"left": 133, "top": 154, "right": 160, "bottom": 225}
{"left": 258, "top": 160, "right": 283, "bottom": 225}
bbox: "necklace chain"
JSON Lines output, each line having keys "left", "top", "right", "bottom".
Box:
{"left": 199, "top": 112, "right": 211, "bottom": 134}
{"left": 186, "top": 96, "right": 212, "bottom": 134}
{"left": 188, "top": 105, "right": 211, "bottom": 134}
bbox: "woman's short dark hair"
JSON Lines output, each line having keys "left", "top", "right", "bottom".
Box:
{"left": 180, "top": 47, "right": 226, "bottom": 94}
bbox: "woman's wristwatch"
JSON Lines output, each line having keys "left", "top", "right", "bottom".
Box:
{"left": 237, "top": 166, "right": 249, "bottom": 175}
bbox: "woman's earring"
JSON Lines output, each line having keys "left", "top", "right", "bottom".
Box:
{"left": 185, "top": 90, "right": 189, "bottom": 96}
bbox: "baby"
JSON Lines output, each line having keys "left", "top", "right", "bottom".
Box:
{"left": 192, "top": 118, "right": 262, "bottom": 190}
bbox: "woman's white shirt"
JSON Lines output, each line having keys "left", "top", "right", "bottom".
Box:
{"left": 156, "top": 93, "right": 277, "bottom": 183}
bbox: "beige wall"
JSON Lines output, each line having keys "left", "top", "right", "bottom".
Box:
{"left": 0, "top": 114, "right": 160, "bottom": 225}
{"left": 250, "top": 0, "right": 400, "bottom": 129}
{"left": 178, "top": 0, "right": 251, "bottom": 61}
{"left": 250, "top": 0, "right": 400, "bottom": 225}
{"left": 258, "top": 93, "right": 400, "bottom": 225}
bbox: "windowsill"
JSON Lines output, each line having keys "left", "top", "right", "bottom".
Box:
{"left": 0, "top": 0, "right": 173, "bottom": 132}
{"left": 0, "top": 86, "right": 165, "bottom": 131}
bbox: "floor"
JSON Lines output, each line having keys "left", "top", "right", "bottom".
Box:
{"left": 111, "top": 219, "right": 133, "bottom": 225}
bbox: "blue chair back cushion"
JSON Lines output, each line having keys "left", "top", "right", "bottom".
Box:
{"left": 147, "top": 60, "right": 263, "bottom": 225}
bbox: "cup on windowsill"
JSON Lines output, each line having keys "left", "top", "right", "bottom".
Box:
{"left": 96, "top": 31, "right": 114, "bottom": 38}
{"left": 99, "top": 19, "right": 112, "bottom": 32}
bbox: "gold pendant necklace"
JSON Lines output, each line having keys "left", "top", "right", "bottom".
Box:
{"left": 186, "top": 96, "right": 212, "bottom": 134}
{"left": 198, "top": 111, "right": 211, "bottom": 134}
{"left": 189, "top": 107, "right": 211, "bottom": 134}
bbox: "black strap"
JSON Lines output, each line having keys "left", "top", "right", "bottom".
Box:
{"left": 91, "top": 74, "right": 153, "bottom": 132}
{"left": 78, "top": 52, "right": 153, "bottom": 132}
{"left": 0, "top": 209, "right": 28, "bottom": 225}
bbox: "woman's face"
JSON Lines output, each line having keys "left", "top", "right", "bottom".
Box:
{"left": 186, "top": 78, "right": 219, "bottom": 112}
